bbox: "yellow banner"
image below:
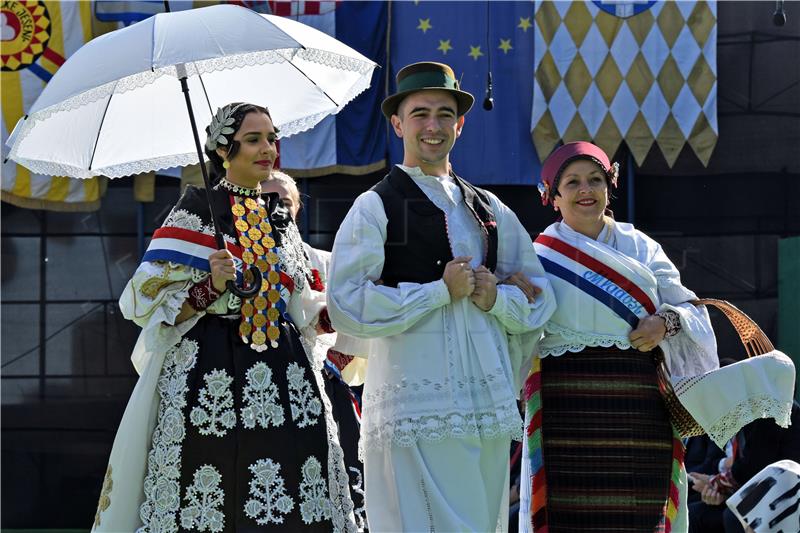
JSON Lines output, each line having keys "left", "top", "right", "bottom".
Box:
{"left": 1, "top": 1, "right": 114, "bottom": 211}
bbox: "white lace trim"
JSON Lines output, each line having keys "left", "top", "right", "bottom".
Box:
{"left": 241, "top": 361, "right": 285, "bottom": 429}
{"left": 298, "top": 330, "right": 357, "bottom": 532}
{"left": 162, "top": 208, "right": 237, "bottom": 246}
{"left": 539, "top": 321, "right": 631, "bottom": 357}
{"left": 286, "top": 362, "right": 322, "bottom": 428}
{"left": 363, "top": 365, "right": 519, "bottom": 422}
{"left": 180, "top": 465, "right": 225, "bottom": 532}
{"left": 705, "top": 395, "right": 793, "bottom": 449}
{"left": 298, "top": 457, "right": 332, "bottom": 524}
{"left": 348, "top": 467, "right": 367, "bottom": 532}
{"left": 243, "top": 458, "right": 295, "bottom": 525}
{"left": 138, "top": 338, "right": 199, "bottom": 532}
{"left": 361, "top": 408, "right": 524, "bottom": 453}
{"left": 8, "top": 151, "right": 202, "bottom": 181}
{"left": 278, "top": 220, "right": 312, "bottom": 292}
{"left": 189, "top": 369, "right": 237, "bottom": 437}
{"left": 11, "top": 48, "right": 374, "bottom": 179}
{"left": 164, "top": 209, "right": 215, "bottom": 236}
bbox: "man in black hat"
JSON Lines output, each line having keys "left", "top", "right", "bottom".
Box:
{"left": 327, "top": 61, "right": 556, "bottom": 531}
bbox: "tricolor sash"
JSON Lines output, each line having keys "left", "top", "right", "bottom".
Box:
{"left": 142, "top": 225, "right": 299, "bottom": 294}
{"left": 534, "top": 224, "right": 660, "bottom": 339}
{"left": 143, "top": 226, "right": 244, "bottom": 280}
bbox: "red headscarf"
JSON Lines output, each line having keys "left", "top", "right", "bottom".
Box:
{"left": 538, "top": 141, "right": 619, "bottom": 206}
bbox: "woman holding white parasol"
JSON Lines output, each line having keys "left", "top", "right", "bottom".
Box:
{"left": 92, "top": 102, "right": 356, "bottom": 531}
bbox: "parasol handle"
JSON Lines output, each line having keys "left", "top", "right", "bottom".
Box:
{"left": 178, "top": 74, "right": 262, "bottom": 299}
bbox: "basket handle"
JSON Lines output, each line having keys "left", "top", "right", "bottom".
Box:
{"left": 690, "top": 298, "right": 775, "bottom": 357}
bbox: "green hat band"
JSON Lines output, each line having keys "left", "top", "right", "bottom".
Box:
{"left": 397, "top": 70, "right": 458, "bottom": 93}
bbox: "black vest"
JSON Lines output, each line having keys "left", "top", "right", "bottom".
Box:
{"left": 371, "top": 166, "right": 498, "bottom": 288}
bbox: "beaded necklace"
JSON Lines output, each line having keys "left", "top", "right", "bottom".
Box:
{"left": 216, "top": 177, "right": 262, "bottom": 198}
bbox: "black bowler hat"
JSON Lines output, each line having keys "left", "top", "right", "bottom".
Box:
{"left": 381, "top": 61, "right": 475, "bottom": 119}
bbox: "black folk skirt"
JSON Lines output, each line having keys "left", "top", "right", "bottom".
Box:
{"left": 541, "top": 346, "right": 674, "bottom": 532}
{"left": 138, "top": 315, "right": 340, "bottom": 532}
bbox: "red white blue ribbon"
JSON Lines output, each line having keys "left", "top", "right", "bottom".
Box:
{"left": 143, "top": 227, "right": 243, "bottom": 277}
{"left": 534, "top": 234, "right": 656, "bottom": 328}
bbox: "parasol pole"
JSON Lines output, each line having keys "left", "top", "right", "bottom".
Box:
{"left": 177, "top": 64, "right": 261, "bottom": 298}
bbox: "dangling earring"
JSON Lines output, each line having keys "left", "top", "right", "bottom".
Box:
{"left": 554, "top": 205, "right": 560, "bottom": 212}
{"left": 222, "top": 160, "right": 230, "bottom": 169}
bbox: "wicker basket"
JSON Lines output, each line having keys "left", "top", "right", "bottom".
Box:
{"left": 655, "top": 298, "right": 776, "bottom": 438}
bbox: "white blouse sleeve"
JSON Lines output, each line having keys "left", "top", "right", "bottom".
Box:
{"left": 327, "top": 191, "right": 452, "bottom": 340}
{"left": 119, "top": 260, "right": 233, "bottom": 374}
{"left": 287, "top": 278, "right": 327, "bottom": 331}
{"left": 487, "top": 194, "right": 557, "bottom": 335}
{"left": 648, "top": 241, "right": 719, "bottom": 377}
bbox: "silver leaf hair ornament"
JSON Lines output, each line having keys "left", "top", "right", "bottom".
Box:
{"left": 205, "top": 103, "right": 246, "bottom": 151}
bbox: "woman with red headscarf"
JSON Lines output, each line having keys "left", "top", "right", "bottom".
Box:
{"left": 518, "top": 142, "right": 720, "bottom": 533}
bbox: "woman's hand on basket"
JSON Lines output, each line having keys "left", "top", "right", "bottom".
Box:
{"left": 629, "top": 315, "right": 667, "bottom": 352}
{"left": 209, "top": 249, "right": 237, "bottom": 293}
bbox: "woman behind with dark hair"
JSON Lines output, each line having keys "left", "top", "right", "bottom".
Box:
{"left": 91, "top": 103, "right": 356, "bottom": 532}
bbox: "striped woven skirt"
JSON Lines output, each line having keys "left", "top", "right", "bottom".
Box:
{"left": 540, "top": 346, "right": 673, "bottom": 532}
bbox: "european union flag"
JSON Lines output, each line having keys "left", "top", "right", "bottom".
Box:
{"left": 389, "top": 1, "right": 541, "bottom": 185}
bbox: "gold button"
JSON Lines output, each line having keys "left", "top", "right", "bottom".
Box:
{"left": 251, "top": 330, "right": 266, "bottom": 345}
{"left": 235, "top": 219, "right": 249, "bottom": 232}
{"left": 248, "top": 227, "right": 263, "bottom": 241}
{"left": 231, "top": 204, "right": 246, "bottom": 217}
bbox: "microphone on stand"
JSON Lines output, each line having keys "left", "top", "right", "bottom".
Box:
{"left": 774, "top": 0, "right": 787, "bottom": 26}
{"left": 483, "top": 71, "right": 494, "bottom": 111}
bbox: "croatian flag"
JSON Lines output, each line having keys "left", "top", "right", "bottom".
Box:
{"left": 93, "top": 1, "right": 387, "bottom": 178}
{"left": 276, "top": 1, "right": 387, "bottom": 177}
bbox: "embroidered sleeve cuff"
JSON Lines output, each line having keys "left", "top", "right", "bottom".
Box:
{"left": 187, "top": 276, "right": 223, "bottom": 312}
{"left": 655, "top": 309, "right": 682, "bottom": 338}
